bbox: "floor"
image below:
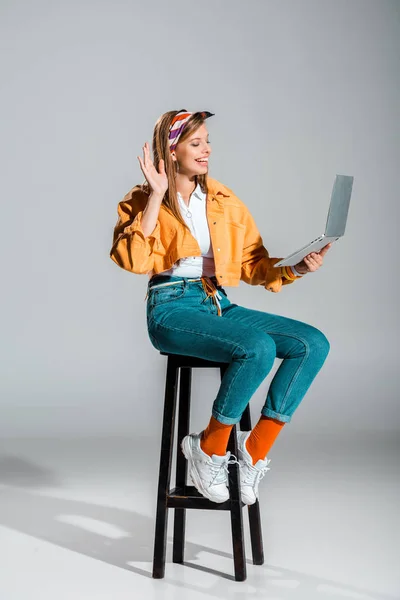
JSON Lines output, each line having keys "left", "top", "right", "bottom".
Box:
{"left": 0, "top": 431, "right": 398, "bottom": 600}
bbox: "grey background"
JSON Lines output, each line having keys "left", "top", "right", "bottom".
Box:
{"left": 1, "top": 0, "right": 399, "bottom": 438}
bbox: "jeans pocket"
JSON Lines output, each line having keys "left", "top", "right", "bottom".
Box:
{"left": 149, "top": 283, "right": 186, "bottom": 307}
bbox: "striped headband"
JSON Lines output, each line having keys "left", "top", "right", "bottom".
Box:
{"left": 168, "top": 110, "right": 215, "bottom": 152}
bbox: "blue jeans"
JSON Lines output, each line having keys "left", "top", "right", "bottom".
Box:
{"left": 146, "top": 275, "right": 330, "bottom": 425}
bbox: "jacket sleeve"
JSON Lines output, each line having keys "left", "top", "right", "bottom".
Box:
{"left": 239, "top": 201, "right": 303, "bottom": 293}
{"left": 109, "top": 188, "right": 163, "bottom": 275}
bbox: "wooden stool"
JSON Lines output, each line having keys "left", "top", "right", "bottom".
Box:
{"left": 152, "top": 352, "right": 264, "bottom": 582}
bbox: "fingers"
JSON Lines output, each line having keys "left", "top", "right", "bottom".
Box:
{"left": 138, "top": 142, "right": 151, "bottom": 174}
{"left": 143, "top": 142, "right": 150, "bottom": 168}
{"left": 137, "top": 154, "right": 147, "bottom": 177}
{"left": 303, "top": 256, "right": 316, "bottom": 270}
{"left": 138, "top": 142, "right": 165, "bottom": 178}
{"left": 304, "top": 252, "right": 322, "bottom": 270}
{"left": 319, "top": 243, "right": 332, "bottom": 256}
{"left": 137, "top": 154, "right": 144, "bottom": 172}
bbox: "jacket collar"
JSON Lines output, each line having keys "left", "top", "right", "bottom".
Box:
{"left": 177, "top": 182, "right": 205, "bottom": 203}
{"left": 205, "top": 176, "right": 232, "bottom": 199}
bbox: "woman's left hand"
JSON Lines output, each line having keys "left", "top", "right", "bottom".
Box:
{"left": 294, "top": 243, "right": 333, "bottom": 274}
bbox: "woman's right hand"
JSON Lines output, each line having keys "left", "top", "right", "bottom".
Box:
{"left": 137, "top": 142, "right": 168, "bottom": 199}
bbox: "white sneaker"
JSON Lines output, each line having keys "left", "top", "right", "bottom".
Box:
{"left": 236, "top": 430, "right": 271, "bottom": 505}
{"left": 181, "top": 432, "right": 239, "bottom": 503}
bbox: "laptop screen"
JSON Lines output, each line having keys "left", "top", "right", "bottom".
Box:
{"left": 325, "top": 175, "right": 354, "bottom": 237}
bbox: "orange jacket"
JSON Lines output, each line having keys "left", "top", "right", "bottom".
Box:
{"left": 110, "top": 176, "right": 302, "bottom": 292}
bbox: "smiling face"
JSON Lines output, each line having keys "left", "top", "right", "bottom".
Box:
{"left": 172, "top": 122, "right": 212, "bottom": 176}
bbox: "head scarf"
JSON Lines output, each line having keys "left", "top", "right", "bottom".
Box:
{"left": 168, "top": 110, "right": 214, "bottom": 152}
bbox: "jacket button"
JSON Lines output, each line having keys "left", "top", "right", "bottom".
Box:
{"left": 213, "top": 221, "right": 216, "bottom": 224}
{"left": 217, "top": 248, "right": 220, "bottom": 251}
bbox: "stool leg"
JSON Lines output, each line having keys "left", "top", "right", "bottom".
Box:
{"left": 220, "top": 364, "right": 247, "bottom": 581}
{"left": 227, "top": 425, "right": 247, "bottom": 581}
{"left": 173, "top": 366, "right": 192, "bottom": 564}
{"left": 152, "top": 357, "right": 179, "bottom": 579}
{"left": 240, "top": 404, "right": 264, "bottom": 566}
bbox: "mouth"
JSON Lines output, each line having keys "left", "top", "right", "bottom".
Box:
{"left": 195, "top": 158, "right": 209, "bottom": 166}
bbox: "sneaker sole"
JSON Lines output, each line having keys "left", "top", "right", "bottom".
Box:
{"left": 181, "top": 436, "right": 229, "bottom": 504}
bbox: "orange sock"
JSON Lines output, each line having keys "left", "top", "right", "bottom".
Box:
{"left": 200, "top": 415, "right": 234, "bottom": 457}
{"left": 245, "top": 416, "right": 285, "bottom": 465}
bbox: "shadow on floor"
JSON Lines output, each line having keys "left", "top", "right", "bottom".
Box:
{"left": 0, "top": 452, "right": 394, "bottom": 600}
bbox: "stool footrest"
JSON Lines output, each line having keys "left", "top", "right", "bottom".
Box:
{"left": 168, "top": 486, "right": 244, "bottom": 510}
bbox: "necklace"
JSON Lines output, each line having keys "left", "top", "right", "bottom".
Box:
{"left": 183, "top": 206, "right": 192, "bottom": 218}
{"left": 179, "top": 183, "right": 197, "bottom": 218}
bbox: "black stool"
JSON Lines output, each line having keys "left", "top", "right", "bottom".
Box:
{"left": 152, "top": 352, "right": 264, "bottom": 582}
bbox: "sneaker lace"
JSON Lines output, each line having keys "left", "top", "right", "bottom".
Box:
{"left": 240, "top": 458, "right": 271, "bottom": 486}
{"left": 209, "top": 454, "right": 240, "bottom": 487}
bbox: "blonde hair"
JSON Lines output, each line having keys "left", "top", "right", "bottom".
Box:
{"left": 140, "top": 109, "right": 209, "bottom": 233}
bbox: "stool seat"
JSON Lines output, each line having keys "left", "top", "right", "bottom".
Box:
{"left": 152, "top": 351, "right": 264, "bottom": 582}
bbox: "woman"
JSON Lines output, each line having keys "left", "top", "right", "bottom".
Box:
{"left": 110, "top": 109, "right": 331, "bottom": 505}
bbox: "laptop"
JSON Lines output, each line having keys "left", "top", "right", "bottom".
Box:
{"left": 274, "top": 174, "right": 354, "bottom": 268}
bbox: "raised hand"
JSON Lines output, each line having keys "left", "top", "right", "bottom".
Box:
{"left": 137, "top": 142, "right": 168, "bottom": 198}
